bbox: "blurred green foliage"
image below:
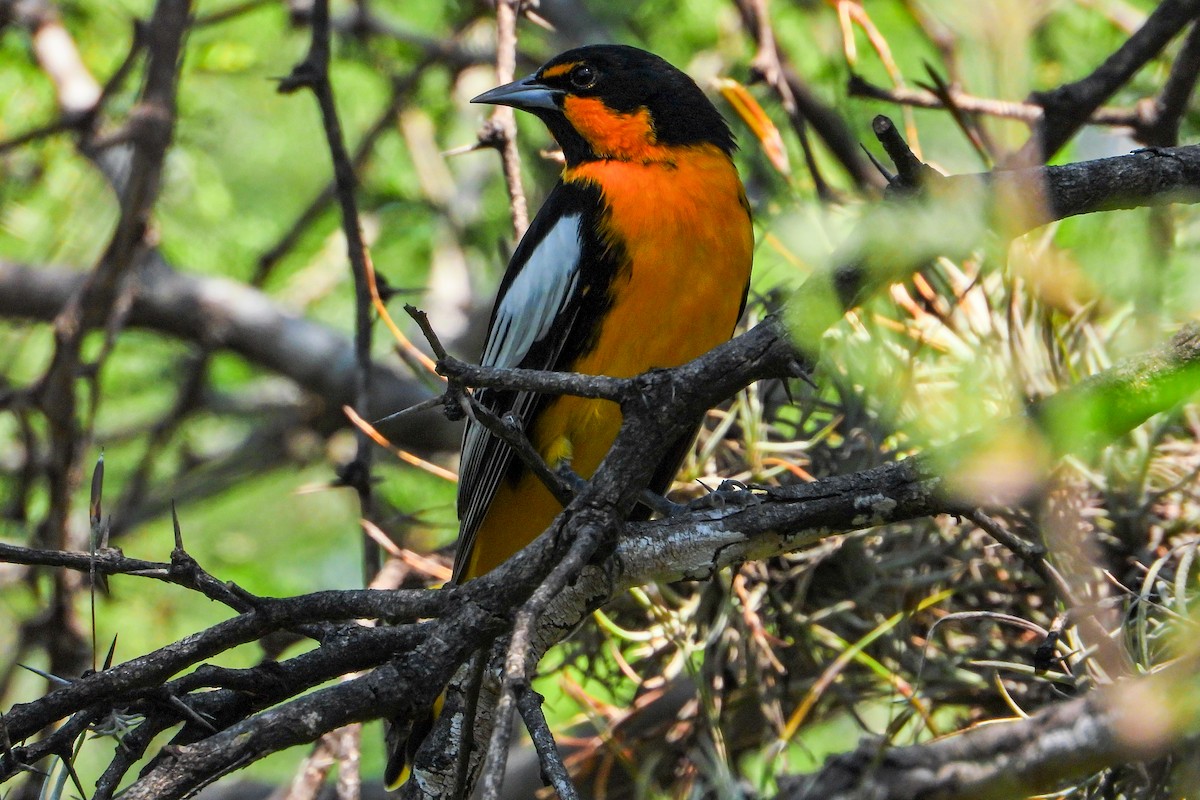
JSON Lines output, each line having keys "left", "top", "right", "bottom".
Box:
{"left": 3, "top": 0, "right": 1199, "bottom": 795}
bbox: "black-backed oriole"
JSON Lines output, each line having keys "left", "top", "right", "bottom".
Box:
{"left": 386, "top": 43, "right": 753, "bottom": 788}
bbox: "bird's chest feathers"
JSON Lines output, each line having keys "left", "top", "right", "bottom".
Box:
{"left": 566, "top": 148, "right": 753, "bottom": 377}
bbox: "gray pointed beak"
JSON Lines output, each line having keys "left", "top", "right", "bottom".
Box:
{"left": 471, "top": 73, "right": 562, "bottom": 111}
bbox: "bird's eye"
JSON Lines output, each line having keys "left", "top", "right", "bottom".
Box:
{"left": 569, "top": 64, "right": 596, "bottom": 90}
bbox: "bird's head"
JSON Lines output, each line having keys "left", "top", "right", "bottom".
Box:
{"left": 472, "top": 44, "right": 735, "bottom": 165}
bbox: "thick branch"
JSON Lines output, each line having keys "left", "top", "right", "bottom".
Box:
{"left": 815, "top": 136, "right": 1200, "bottom": 346}
{"left": 776, "top": 694, "right": 1119, "bottom": 800}
{"left": 0, "top": 257, "right": 456, "bottom": 451}
{"left": 4, "top": 319, "right": 1197, "bottom": 795}
{"left": 773, "top": 653, "right": 1200, "bottom": 800}
{"left": 0, "top": 586, "right": 443, "bottom": 756}
{"left": 1028, "top": 0, "right": 1200, "bottom": 159}
{"left": 119, "top": 662, "right": 412, "bottom": 799}
{"left": 615, "top": 324, "right": 1200, "bottom": 588}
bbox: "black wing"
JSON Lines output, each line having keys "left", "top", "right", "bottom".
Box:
{"left": 453, "top": 180, "right": 612, "bottom": 583}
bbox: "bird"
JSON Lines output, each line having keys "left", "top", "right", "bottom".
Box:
{"left": 386, "top": 43, "right": 753, "bottom": 789}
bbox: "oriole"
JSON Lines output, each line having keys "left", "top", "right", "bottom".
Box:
{"left": 386, "top": 44, "right": 753, "bottom": 788}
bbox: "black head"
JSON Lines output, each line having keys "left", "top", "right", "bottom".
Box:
{"left": 473, "top": 44, "right": 736, "bottom": 164}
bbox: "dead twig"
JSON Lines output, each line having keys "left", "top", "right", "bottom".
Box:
{"left": 734, "top": 0, "right": 884, "bottom": 193}
{"left": 279, "top": 0, "right": 380, "bottom": 577}
{"left": 483, "top": 0, "right": 530, "bottom": 239}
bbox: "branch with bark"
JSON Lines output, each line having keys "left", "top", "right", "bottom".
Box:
{"left": 3, "top": 298, "right": 1197, "bottom": 798}
{"left": 774, "top": 658, "right": 1197, "bottom": 800}
{"left": 9, "top": 116, "right": 1192, "bottom": 798}
{"left": 0, "top": 258, "right": 452, "bottom": 450}
{"left": 6, "top": 4, "right": 1200, "bottom": 799}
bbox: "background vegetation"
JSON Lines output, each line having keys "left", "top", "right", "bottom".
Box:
{"left": 2, "top": 0, "right": 1200, "bottom": 798}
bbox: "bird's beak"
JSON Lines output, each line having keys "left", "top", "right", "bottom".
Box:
{"left": 472, "top": 73, "right": 561, "bottom": 111}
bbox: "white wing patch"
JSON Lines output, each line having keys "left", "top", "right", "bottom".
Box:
{"left": 453, "top": 211, "right": 585, "bottom": 583}
{"left": 481, "top": 213, "right": 582, "bottom": 369}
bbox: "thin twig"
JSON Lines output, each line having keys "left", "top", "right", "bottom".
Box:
{"left": 1137, "top": 19, "right": 1200, "bottom": 146}
{"left": 734, "top": 0, "right": 883, "bottom": 192}
{"left": 848, "top": 74, "right": 1138, "bottom": 127}
{"left": 917, "top": 64, "right": 996, "bottom": 166}
{"left": 278, "top": 0, "right": 379, "bottom": 579}
{"left": 1023, "top": 0, "right": 1200, "bottom": 161}
{"left": 479, "top": 527, "right": 605, "bottom": 799}
{"left": 255, "top": 29, "right": 489, "bottom": 283}
{"left": 516, "top": 685, "right": 580, "bottom": 800}
{"left": 463, "top": 399, "right": 576, "bottom": 507}
{"left": 404, "top": 304, "right": 451, "bottom": 361}
{"left": 486, "top": 0, "right": 530, "bottom": 239}
{"left": 438, "top": 356, "right": 628, "bottom": 402}
{"left": 744, "top": 0, "right": 834, "bottom": 200}
{"left": 971, "top": 511, "right": 1077, "bottom": 608}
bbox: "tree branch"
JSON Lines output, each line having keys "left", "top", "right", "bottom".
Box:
{"left": 0, "top": 258, "right": 456, "bottom": 452}
{"left": 774, "top": 655, "right": 1199, "bottom": 800}
{"left": 278, "top": 0, "right": 381, "bottom": 577}
{"left": 405, "top": 126, "right": 1200, "bottom": 797}
{"left": 3, "top": 316, "right": 1197, "bottom": 796}
{"left": 1025, "top": 0, "right": 1200, "bottom": 160}
{"left": 847, "top": 73, "right": 1140, "bottom": 128}
{"left": 734, "top": 0, "right": 884, "bottom": 192}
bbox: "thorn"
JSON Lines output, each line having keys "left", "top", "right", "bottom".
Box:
{"left": 441, "top": 140, "right": 488, "bottom": 158}
{"left": 171, "top": 500, "right": 184, "bottom": 551}
{"left": 372, "top": 394, "right": 445, "bottom": 426}
{"left": 61, "top": 751, "right": 88, "bottom": 799}
{"left": 374, "top": 280, "right": 421, "bottom": 303}
{"left": 103, "top": 635, "right": 118, "bottom": 671}
{"left": 168, "top": 695, "right": 219, "bottom": 734}
{"left": 18, "top": 664, "right": 72, "bottom": 686}
{"left": 89, "top": 451, "right": 105, "bottom": 530}
{"left": 687, "top": 480, "right": 763, "bottom": 511}
{"left": 785, "top": 358, "right": 817, "bottom": 387}
{"left": 921, "top": 60, "right": 952, "bottom": 95}
{"left": 861, "top": 144, "right": 896, "bottom": 184}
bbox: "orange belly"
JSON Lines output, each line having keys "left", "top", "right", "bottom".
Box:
{"left": 462, "top": 146, "right": 752, "bottom": 579}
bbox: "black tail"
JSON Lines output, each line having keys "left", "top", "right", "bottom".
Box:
{"left": 384, "top": 697, "right": 440, "bottom": 789}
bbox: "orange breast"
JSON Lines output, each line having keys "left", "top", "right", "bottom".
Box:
{"left": 568, "top": 144, "right": 753, "bottom": 377}
{"left": 463, "top": 145, "right": 752, "bottom": 579}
